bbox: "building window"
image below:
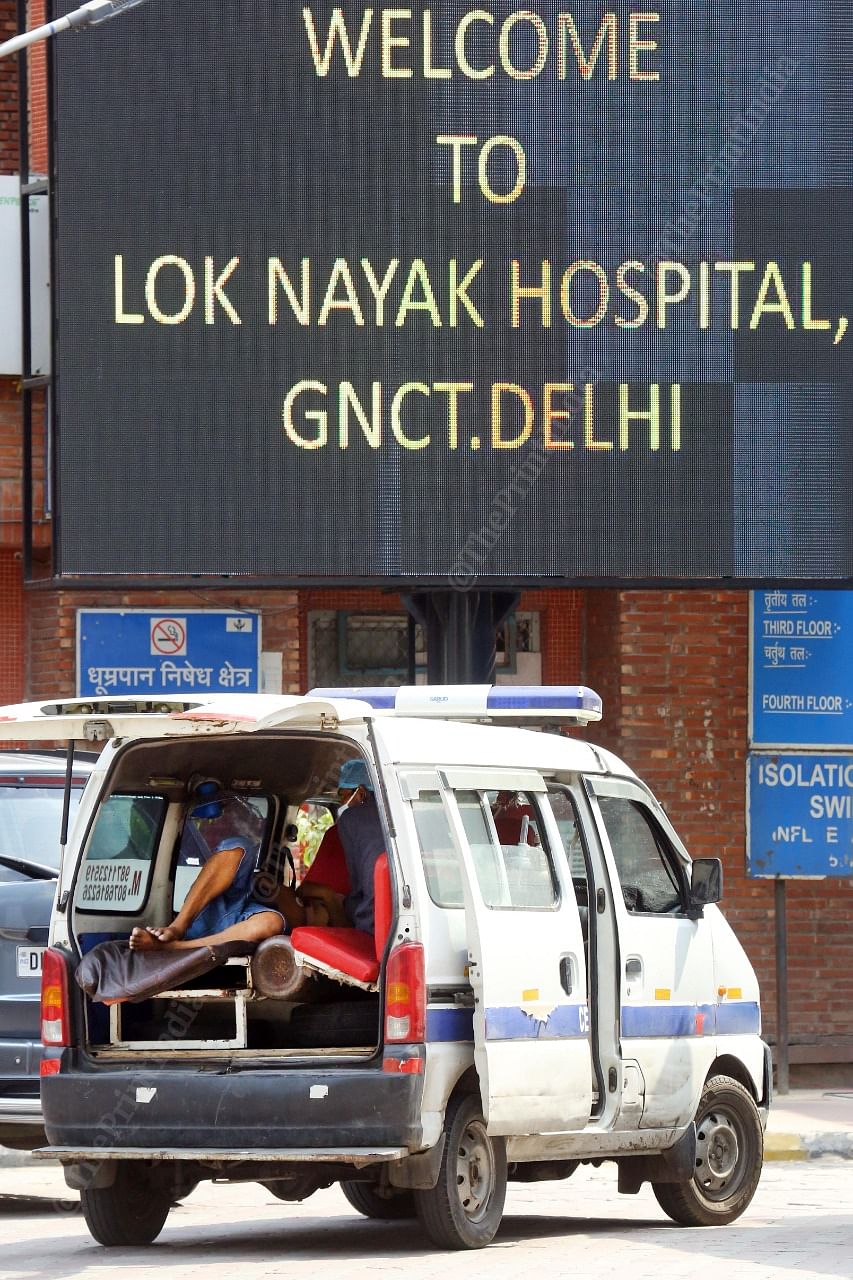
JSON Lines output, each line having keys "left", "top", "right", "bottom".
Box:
{"left": 307, "top": 610, "right": 540, "bottom": 688}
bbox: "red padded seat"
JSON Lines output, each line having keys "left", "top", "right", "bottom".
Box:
{"left": 373, "top": 853, "right": 392, "bottom": 956}
{"left": 290, "top": 926, "right": 379, "bottom": 984}
{"left": 290, "top": 853, "right": 393, "bottom": 987}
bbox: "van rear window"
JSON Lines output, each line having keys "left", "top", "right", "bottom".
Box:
{"left": 77, "top": 794, "right": 165, "bottom": 913}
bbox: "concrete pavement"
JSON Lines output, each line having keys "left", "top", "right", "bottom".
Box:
{"left": 764, "top": 1087, "right": 853, "bottom": 1161}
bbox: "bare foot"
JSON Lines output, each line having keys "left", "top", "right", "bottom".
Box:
{"left": 129, "top": 925, "right": 183, "bottom": 950}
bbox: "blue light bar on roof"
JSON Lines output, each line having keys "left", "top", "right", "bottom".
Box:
{"left": 308, "top": 685, "right": 602, "bottom": 723}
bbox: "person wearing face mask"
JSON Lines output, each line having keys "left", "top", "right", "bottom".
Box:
{"left": 128, "top": 785, "right": 286, "bottom": 951}
{"left": 276, "top": 759, "right": 385, "bottom": 933}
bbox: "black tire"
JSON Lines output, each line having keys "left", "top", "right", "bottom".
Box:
{"left": 652, "top": 1074, "right": 763, "bottom": 1227}
{"left": 81, "top": 1162, "right": 172, "bottom": 1246}
{"left": 340, "top": 1179, "right": 416, "bottom": 1220}
{"left": 414, "top": 1093, "right": 507, "bottom": 1250}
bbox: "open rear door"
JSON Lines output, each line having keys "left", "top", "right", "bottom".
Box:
{"left": 438, "top": 768, "right": 592, "bottom": 1137}
{"left": 0, "top": 693, "right": 372, "bottom": 742}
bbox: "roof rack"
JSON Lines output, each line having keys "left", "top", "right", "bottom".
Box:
{"left": 307, "top": 685, "right": 602, "bottom": 724}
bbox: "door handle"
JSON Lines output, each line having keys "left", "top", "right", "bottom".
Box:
{"left": 559, "top": 954, "right": 574, "bottom": 995}
{"left": 625, "top": 956, "right": 643, "bottom": 983}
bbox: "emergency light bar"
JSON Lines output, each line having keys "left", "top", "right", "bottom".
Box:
{"left": 307, "top": 685, "right": 603, "bottom": 724}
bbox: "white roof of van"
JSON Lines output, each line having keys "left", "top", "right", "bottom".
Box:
{"left": 374, "top": 715, "right": 632, "bottom": 779}
{"left": 0, "top": 692, "right": 633, "bottom": 780}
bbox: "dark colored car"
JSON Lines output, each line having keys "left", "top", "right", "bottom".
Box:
{"left": 0, "top": 750, "right": 93, "bottom": 1149}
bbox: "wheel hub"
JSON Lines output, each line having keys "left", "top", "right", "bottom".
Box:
{"left": 456, "top": 1121, "right": 495, "bottom": 1221}
{"left": 695, "top": 1107, "right": 742, "bottom": 1196}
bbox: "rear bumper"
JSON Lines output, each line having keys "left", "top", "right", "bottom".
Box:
{"left": 43, "top": 1063, "right": 424, "bottom": 1151}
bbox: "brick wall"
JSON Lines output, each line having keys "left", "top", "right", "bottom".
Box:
{"left": 26, "top": 0, "right": 47, "bottom": 174}
{"left": 0, "top": 0, "right": 17, "bottom": 174}
{"left": 585, "top": 590, "right": 853, "bottom": 1071}
{"left": 0, "top": 547, "right": 24, "bottom": 702}
{"left": 0, "top": 1, "right": 24, "bottom": 706}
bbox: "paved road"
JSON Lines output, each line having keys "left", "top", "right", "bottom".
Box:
{"left": 1, "top": 1158, "right": 851, "bottom": 1279}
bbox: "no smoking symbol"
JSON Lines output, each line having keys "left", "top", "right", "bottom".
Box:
{"left": 150, "top": 617, "right": 187, "bottom": 656}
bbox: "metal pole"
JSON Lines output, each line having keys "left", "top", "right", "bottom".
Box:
{"left": 774, "top": 877, "right": 789, "bottom": 1095}
{"left": 0, "top": 0, "right": 151, "bottom": 60}
{"left": 401, "top": 591, "right": 520, "bottom": 684}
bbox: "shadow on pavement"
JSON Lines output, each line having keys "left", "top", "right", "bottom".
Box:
{"left": 0, "top": 1193, "right": 80, "bottom": 1216}
{"left": 4, "top": 1201, "right": 853, "bottom": 1280}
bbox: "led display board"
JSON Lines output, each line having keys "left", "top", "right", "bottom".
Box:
{"left": 50, "top": 1, "right": 852, "bottom": 582}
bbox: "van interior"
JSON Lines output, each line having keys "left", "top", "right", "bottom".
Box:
{"left": 70, "top": 734, "right": 388, "bottom": 1058}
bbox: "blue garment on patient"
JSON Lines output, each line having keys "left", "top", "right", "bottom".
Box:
{"left": 184, "top": 837, "right": 280, "bottom": 941}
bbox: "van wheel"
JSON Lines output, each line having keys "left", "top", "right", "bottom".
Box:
{"left": 340, "top": 1179, "right": 416, "bottom": 1219}
{"left": 652, "top": 1075, "right": 763, "bottom": 1227}
{"left": 81, "top": 1162, "right": 172, "bottom": 1246}
{"left": 414, "top": 1093, "right": 507, "bottom": 1249}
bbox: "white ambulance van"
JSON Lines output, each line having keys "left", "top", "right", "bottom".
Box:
{"left": 0, "top": 687, "right": 770, "bottom": 1250}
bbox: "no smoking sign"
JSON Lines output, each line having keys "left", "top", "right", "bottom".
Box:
{"left": 150, "top": 617, "right": 187, "bottom": 656}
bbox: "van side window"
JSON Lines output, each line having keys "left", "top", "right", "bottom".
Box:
{"left": 486, "top": 791, "right": 557, "bottom": 908}
{"left": 77, "top": 794, "right": 165, "bottom": 914}
{"left": 597, "top": 796, "right": 684, "bottom": 915}
{"left": 412, "top": 792, "right": 464, "bottom": 908}
{"left": 547, "top": 788, "right": 590, "bottom": 925}
{"left": 457, "top": 790, "right": 558, "bottom": 910}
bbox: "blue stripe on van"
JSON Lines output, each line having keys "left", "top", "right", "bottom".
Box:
{"left": 715, "top": 1001, "right": 761, "bottom": 1035}
{"left": 621, "top": 1002, "right": 760, "bottom": 1038}
{"left": 485, "top": 1003, "right": 588, "bottom": 1041}
{"left": 426, "top": 1007, "right": 474, "bottom": 1043}
{"left": 426, "top": 1003, "right": 590, "bottom": 1043}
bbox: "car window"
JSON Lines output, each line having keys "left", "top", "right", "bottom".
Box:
{"left": 0, "top": 784, "right": 85, "bottom": 881}
{"left": 412, "top": 791, "right": 464, "bottom": 908}
{"left": 548, "top": 787, "right": 590, "bottom": 918}
{"left": 411, "top": 787, "right": 559, "bottom": 912}
{"left": 78, "top": 794, "right": 166, "bottom": 913}
{"left": 596, "top": 795, "right": 684, "bottom": 914}
{"left": 484, "top": 790, "right": 557, "bottom": 908}
{"left": 457, "top": 789, "right": 558, "bottom": 911}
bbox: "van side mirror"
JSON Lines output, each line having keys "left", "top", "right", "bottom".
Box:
{"left": 686, "top": 858, "right": 722, "bottom": 918}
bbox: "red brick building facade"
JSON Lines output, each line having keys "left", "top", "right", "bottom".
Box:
{"left": 1, "top": 1, "right": 850, "bottom": 1081}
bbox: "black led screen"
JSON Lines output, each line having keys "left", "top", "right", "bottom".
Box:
{"left": 51, "top": 1, "right": 853, "bottom": 582}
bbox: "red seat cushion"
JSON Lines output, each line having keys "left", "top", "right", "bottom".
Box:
{"left": 290, "top": 926, "right": 379, "bottom": 984}
{"left": 373, "top": 852, "right": 392, "bottom": 957}
{"left": 302, "top": 825, "right": 351, "bottom": 896}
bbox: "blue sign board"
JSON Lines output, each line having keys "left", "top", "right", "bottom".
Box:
{"left": 750, "top": 591, "right": 853, "bottom": 748}
{"left": 77, "top": 610, "right": 261, "bottom": 698}
{"left": 747, "top": 753, "right": 853, "bottom": 878}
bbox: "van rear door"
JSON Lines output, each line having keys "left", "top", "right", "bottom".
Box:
{"left": 434, "top": 768, "right": 593, "bottom": 1137}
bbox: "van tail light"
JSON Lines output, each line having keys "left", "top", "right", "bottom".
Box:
{"left": 41, "top": 949, "right": 71, "bottom": 1048}
{"left": 384, "top": 942, "right": 425, "bottom": 1044}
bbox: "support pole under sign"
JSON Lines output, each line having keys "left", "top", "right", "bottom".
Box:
{"left": 774, "top": 877, "right": 789, "bottom": 1096}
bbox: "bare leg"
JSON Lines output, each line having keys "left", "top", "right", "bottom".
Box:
{"left": 129, "top": 846, "right": 245, "bottom": 951}
{"left": 128, "top": 910, "right": 284, "bottom": 951}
